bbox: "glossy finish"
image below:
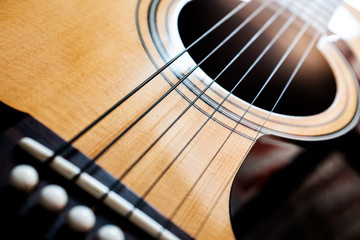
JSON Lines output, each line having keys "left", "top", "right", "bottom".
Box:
{"left": 0, "top": 0, "right": 359, "bottom": 239}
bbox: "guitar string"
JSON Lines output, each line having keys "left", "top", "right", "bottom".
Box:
{"left": 159, "top": 18, "right": 312, "bottom": 236}
{"left": 76, "top": 0, "right": 332, "bottom": 234}
{"left": 98, "top": 1, "right": 291, "bottom": 206}
{"left": 87, "top": 0, "right": 337, "bottom": 237}
{"left": 130, "top": 1, "right": 291, "bottom": 176}
{"left": 69, "top": 0, "right": 272, "bottom": 181}
{"left": 139, "top": 0, "right": 323, "bottom": 219}
{"left": 293, "top": 0, "right": 334, "bottom": 28}
{"left": 304, "top": 0, "right": 334, "bottom": 20}
{"left": 158, "top": 13, "right": 304, "bottom": 234}
{"left": 276, "top": 0, "right": 334, "bottom": 35}
{"left": 63, "top": 0, "right": 331, "bottom": 238}
{"left": 160, "top": 0, "right": 332, "bottom": 233}
{"left": 193, "top": 29, "right": 322, "bottom": 238}
{"left": 47, "top": 0, "right": 249, "bottom": 159}
{"left": 185, "top": 0, "right": 336, "bottom": 109}
{"left": 13, "top": 0, "right": 340, "bottom": 238}
{"left": 39, "top": 0, "right": 335, "bottom": 237}
{"left": 176, "top": 0, "right": 339, "bottom": 235}
{"left": 98, "top": 0, "right": 317, "bottom": 231}
{"left": 189, "top": 2, "right": 336, "bottom": 235}
{"left": 287, "top": 0, "right": 336, "bottom": 18}
{"left": 79, "top": 0, "right": 325, "bottom": 229}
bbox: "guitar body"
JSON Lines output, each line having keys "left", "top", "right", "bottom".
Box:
{"left": 1, "top": 0, "right": 360, "bottom": 239}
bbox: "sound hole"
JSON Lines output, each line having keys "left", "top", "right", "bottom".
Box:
{"left": 178, "top": 0, "right": 336, "bottom": 116}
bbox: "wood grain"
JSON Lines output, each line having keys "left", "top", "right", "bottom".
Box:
{"left": 1, "top": 0, "right": 359, "bottom": 239}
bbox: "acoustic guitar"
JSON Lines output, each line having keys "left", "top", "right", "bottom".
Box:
{"left": 1, "top": 0, "right": 360, "bottom": 239}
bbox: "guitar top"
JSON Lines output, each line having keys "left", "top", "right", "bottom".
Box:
{"left": 1, "top": 0, "right": 360, "bottom": 239}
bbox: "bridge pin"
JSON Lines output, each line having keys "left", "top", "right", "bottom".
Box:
{"left": 97, "top": 224, "right": 125, "bottom": 240}
{"left": 67, "top": 205, "right": 96, "bottom": 232}
{"left": 39, "top": 184, "right": 68, "bottom": 211}
{"left": 9, "top": 164, "right": 39, "bottom": 192}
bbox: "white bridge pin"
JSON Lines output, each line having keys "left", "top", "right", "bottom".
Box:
{"left": 39, "top": 184, "right": 68, "bottom": 211}
{"left": 9, "top": 164, "right": 39, "bottom": 192}
{"left": 67, "top": 205, "right": 96, "bottom": 233}
{"left": 97, "top": 224, "right": 125, "bottom": 240}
